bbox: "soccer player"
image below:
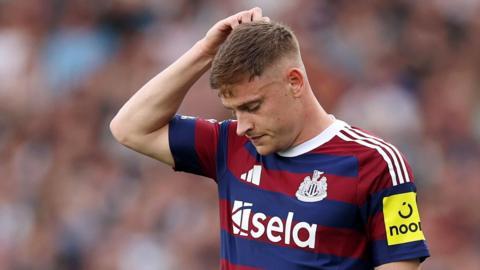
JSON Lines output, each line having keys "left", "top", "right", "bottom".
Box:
{"left": 110, "top": 7, "right": 430, "bottom": 270}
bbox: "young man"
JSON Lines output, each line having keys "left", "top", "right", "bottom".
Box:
{"left": 110, "top": 7, "right": 429, "bottom": 270}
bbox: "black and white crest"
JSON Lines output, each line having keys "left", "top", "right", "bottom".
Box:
{"left": 295, "top": 170, "right": 328, "bottom": 202}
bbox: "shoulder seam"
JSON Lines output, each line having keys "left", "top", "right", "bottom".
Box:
{"left": 336, "top": 127, "right": 410, "bottom": 186}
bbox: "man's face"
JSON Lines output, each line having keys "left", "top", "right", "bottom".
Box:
{"left": 220, "top": 73, "right": 302, "bottom": 155}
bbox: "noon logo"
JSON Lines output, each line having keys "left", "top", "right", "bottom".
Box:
{"left": 383, "top": 192, "right": 425, "bottom": 246}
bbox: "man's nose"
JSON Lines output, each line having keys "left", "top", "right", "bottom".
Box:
{"left": 236, "top": 113, "right": 254, "bottom": 136}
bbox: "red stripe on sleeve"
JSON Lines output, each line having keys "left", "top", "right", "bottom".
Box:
{"left": 194, "top": 119, "right": 220, "bottom": 179}
{"left": 369, "top": 212, "right": 386, "bottom": 240}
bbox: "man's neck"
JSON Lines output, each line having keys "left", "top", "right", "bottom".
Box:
{"left": 292, "top": 98, "right": 334, "bottom": 148}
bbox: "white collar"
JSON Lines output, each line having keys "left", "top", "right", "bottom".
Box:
{"left": 277, "top": 117, "right": 348, "bottom": 157}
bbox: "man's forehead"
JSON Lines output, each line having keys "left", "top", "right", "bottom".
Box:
{"left": 220, "top": 77, "right": 276, "bottom": 98}
{"left": 219, "top": 78, "right": 277, "bottom": 107}
{"left": 220, "top": 91, "right": 262, "bottom": 109}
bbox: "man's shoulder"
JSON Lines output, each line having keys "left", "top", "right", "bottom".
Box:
{"left": 328, "top": 122, "right": 412, "bottom": 184}
{"left": 322, "top": 123, "right": 388, "bottom": 158}
{"left": 332, "top": 123, "right": 402, "bottom": 156}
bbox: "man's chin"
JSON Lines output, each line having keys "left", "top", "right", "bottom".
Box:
{"left": 253, "top": 144, "right": 276, "bottom": 156}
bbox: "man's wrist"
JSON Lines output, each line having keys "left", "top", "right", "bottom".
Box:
{"left": 194, "top": 38, "right": 218, "bottom": 59}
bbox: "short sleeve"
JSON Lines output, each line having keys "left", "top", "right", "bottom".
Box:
{"left": 358, "top": 153, "right": 430, "bottom": 266}
{"left": 168, "top": 115, "right": 220, "bottom": 180}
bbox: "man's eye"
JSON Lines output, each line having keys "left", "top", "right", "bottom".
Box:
{"left": 246, "top": 105, "right": 260, "bottom": 112}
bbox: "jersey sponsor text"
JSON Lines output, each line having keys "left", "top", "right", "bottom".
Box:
{"left": 231, "top": 200, "right": 317, "bottom": 249}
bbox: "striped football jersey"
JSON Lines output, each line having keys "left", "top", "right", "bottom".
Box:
{"left": 168, "top": 114, "right": 430, "bottom": 269}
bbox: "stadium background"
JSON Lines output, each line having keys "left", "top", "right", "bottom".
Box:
{"left": 0, "top": 0, "right": 479, "bottom": 269}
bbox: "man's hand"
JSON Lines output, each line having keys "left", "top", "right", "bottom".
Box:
{"left": 199, "top": 7, "right": 270, "bottom": 57}
{"left": 110, "top": 7, "right": 270, "bottom": 166}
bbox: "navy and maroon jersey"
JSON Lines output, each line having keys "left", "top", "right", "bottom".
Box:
{"left": 168, "top": 114, "right": 430, "bottom": 270}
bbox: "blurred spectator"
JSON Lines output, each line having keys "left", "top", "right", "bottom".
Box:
{"left": 0, "top": 0, "right": 478, "bottom": 269}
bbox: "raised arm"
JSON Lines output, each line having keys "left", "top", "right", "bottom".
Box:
{"left": 109, "top": 7, "right": 268, "bottom": 166}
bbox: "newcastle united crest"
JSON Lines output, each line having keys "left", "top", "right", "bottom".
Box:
{"left": 296, "top": 170, "right": 328, "bottom": 202}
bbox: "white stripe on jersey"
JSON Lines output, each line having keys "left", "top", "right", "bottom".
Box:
{"left": 348, "top": 127, "right": 410, "bottom": 183}
{"left": 337, "top": 129, "right": 400, "bottom": 186}
{"left": 343, "top": 127, "right": 405, "bottom": 184}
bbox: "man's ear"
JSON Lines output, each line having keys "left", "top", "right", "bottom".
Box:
{"left": 287, "top": 68, "right": 304, "bottom": 98}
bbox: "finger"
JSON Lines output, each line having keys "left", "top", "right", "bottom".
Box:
{"left": 226, "top": 11, "right": 244, "bottom": 24}
{"left": 251, "top": 7, "right": 263, "bottom": 21}
{"left": 214, "top": 19, "right": 233, "bottom": 33}
{"left": 262, "top": 16, "right": 270, "bottom": 23}
{"left": 240, "top": 12, "right": 252, "bottom": 24}
{"left": 230, "top": 16, "right": 240, "bottom": 28}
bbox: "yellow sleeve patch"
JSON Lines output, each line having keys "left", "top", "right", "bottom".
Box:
{"left": 383, "top": 192, "right": 425, "bottom": 246}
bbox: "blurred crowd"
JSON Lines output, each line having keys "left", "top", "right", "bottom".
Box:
{"left": 0, "top": 0, "right": 478, "bottom": 269}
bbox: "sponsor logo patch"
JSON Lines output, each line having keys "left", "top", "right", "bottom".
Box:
{"left": 383, "top": 192, "right": 425, "bottom": 245}
{"left": 231, "top": 200, "right": 317, "bottom": 249}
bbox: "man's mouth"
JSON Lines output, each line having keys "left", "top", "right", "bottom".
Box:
{"left": 248, "top": 134, "right": 265, "bottom": 143}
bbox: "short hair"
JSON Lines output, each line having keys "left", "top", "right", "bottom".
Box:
{"left": 210, "top": 21, "right": 299, "bottom": 94}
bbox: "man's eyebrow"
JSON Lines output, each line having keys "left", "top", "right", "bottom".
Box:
{"left": 224, "top": 99, "right": 262, "bottom": 110}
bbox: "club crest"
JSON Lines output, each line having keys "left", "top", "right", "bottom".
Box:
{"left": 295, "top": 170, "right": 328, "bottom": 202}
